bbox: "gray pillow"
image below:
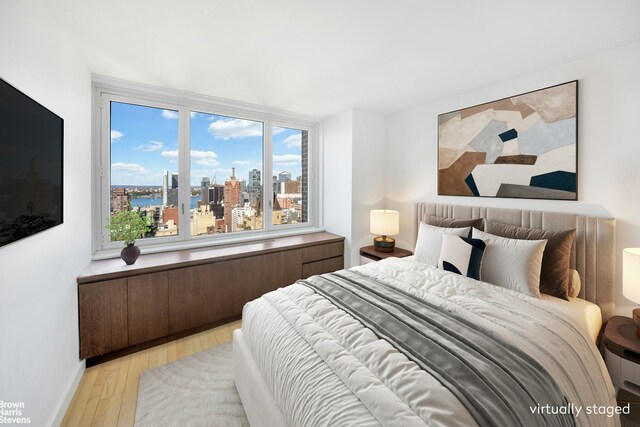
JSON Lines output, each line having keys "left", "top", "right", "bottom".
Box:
{"left": 425, "top": 216, "right": 484, "bottom": 233}
{"left": 484, "top": 220, "right": 575, "bottom": 300}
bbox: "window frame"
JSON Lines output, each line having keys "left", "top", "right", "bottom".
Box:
{"left": 92, "top": 76, "right": 321, "bottom": 258}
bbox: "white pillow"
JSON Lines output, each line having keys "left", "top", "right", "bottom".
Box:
{"left": 414, "top": 223, "right": 471, "bottom": 266}
{"left": 438, "top": 233, "right": 486, "bottom": 280}
{"left": 472, "top": 229, "right": 547, "bottom": 298}
{"left": 568, "top": 269, "right": 581, "bottom": 298}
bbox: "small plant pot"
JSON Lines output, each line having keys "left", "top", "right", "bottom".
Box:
{"left": 121, "top": 243, "right": 141, "bottom": 265}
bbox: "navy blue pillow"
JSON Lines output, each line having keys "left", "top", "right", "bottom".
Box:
{"left": 438, "top": 234, "right": 486, "bottom": 280}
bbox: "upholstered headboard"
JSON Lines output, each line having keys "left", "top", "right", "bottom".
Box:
{"left": 418, "top": 203, "right": 617, "bottom": 321}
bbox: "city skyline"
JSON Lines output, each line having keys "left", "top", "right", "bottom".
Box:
{"left": 110, "top": 101, "right": 304, "bottom": 187}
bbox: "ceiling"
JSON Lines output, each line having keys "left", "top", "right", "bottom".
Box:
{"left": 43, "top": 0, "right": 640, "bottom": 119}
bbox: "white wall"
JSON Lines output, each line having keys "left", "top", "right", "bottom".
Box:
{"left": 0, "top": 2, "right": 92, "bottom": 426}
{"left": 322, "top": 110, "right": 354, "bottom": 266}
{"left": 385, "top": 40, "right": 640, "bottom": 315}
{"left": 351, "top": 110, "right": 387, "bottom": 264}
{"left": 323, "top": 109, "right": 386, "bottom": 267}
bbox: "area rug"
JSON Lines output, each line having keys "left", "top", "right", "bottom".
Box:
{"left": 135, "top": 342, "right": 249, "bottom": 426}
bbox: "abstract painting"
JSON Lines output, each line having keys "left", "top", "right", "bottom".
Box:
{"left": 438, "top": 81, "right": 577, "bottom": 200}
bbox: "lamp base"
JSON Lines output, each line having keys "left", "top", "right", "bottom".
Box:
{"left": 633, "top": 308, "right": 640, "bottom": 339}
{"left": 373, "top": 236, "right": 395, "bottom": 253}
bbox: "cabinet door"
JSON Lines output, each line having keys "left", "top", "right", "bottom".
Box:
{"left": 258, "top": 249, "right": 303, "bottom": 293}
{"left": 168, "top": 263, "right": 236, "bottom": 334}
{"left": 238, "top": 250, "right": 303, "bottom": 308}
{"left": 168, "top": 250, "right": 303, "bottom": 334}
{"left": 79, "top": 279, "right": 128, "bottom": 359}
{"left": 128, "top": 272, "right": 169, "bottom": 346}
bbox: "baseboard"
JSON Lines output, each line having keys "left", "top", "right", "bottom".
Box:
{"left": 49, "top": 359, "right": 85, "bottom": 427}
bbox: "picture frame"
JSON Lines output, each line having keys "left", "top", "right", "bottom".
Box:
{"left": 437, "top": 80, "right": 578, "bottom": 200}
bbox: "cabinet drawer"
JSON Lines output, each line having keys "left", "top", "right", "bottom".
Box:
{"left": 621, "top": 357, "right": 640, "bottom": 388}
{"left": 302, "top": 242, "right": 343, "bottom": 263}
{"left": 302, "top": 256, "right": 344, "bottom": 278}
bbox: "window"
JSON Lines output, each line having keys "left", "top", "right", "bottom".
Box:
{"left": 190, "top": 112, "right": 264, "bottom": 235}
{"left": 272, "top": 127, "right": 308, "bottom": 226}
{"left": 109, "top": 102, "right": 180, "bottom": 242}
{"left": 95, "top": 79, "right": 318, "bottom": 254}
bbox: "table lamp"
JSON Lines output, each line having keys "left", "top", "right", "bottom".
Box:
{"left": 623, "top": 248, "right": 640, "bottom": 338}
{"left": 370, "top": 210, "right": 399, "bottom": 253}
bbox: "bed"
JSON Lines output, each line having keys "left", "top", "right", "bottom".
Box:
{"left": 233, "top": 203, "right": 618, "bottom": 427}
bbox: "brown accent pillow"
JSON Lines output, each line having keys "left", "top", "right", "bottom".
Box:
{"left": 425, "top": 216, "right": 484, "bottom": 233}
{"left": 484, "top": 220, "right": 575, "bottom": 300}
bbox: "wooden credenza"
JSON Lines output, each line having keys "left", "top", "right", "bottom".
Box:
{"left": 78, "top": 232, "right": 344, "bottom": 363}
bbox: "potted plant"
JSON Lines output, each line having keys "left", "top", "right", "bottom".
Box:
{"left": 107, "top": 209, "right": 151, "bottom": 265}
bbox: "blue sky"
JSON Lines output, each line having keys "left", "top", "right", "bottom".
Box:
{"left": 110, "top": 102, "right": 303, "bottom": 187}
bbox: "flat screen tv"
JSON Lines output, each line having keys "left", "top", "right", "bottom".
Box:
{"left": 0, "top": 78, "right": 63, "bottom": 247}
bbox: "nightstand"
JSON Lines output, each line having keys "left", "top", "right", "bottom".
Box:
{"left": 359, "top": 245, "right": 413, "bottom": 265}
{"left": 603, "top": 316, "right": 640, "bottom": 425}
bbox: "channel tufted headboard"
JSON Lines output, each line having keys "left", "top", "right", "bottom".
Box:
{"left": 418, "top": 203, "right": 617, "bottom": 321}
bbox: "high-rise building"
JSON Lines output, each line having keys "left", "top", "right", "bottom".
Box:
{"left": 210, "top": 202, "right": 224, "bottom": 219}
{"left": 209, "top": 184, "right": 224, "bottom": 204}
{"left": 278, "top": 171, "right": 291, "bottom": 183}
{"left": 190, "top": 204, "right": 216, "bottom": 236}
{"left": 238, "top": 178, "right": 247, "bottom": 193}
{"left": 272, "top": 175, "right": 278, "bottom": 196}
{"left": 272, "top": 194, "right": 282, "bottom": 225}
{"left": 248, "top": 169, "right": 261, "bottom": 189}
{"left": 201, "top": 177, "right": 210, "bottom": 204}
{"left": 162, "top": 170, "right": 179, "bottom": 206}
{"left": 162, "top": 170, "right": 169, "bottom": 206}
{"left": 223, "top": 167, "right": 242, "bottom": 232}
{"left": 282, "top": 180, "right": 300, "bottom": 194}
{"left": 162, "top": 170, "right": 178, "bottom": 206}
{"left": 163, "top": 206, "right": 179, "bottom": 226}
{"left": 247, "top": 169, "right": 262, "bottom": 206}
{"left": 167, "top": 188, "right": 178, "bottom": 206}
{"left": 301, "top": 130, "right": 308, "bottom": 223}
{"left": 111, "top": 187, "right": 131, "bottom": 213}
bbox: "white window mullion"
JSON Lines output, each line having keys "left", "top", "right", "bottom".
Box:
{"left": 178, "top": 107, "right": 190, "bottom": 241}
{"left": 99, "top": 94, "right": 112, "bottom": 249}
{"left": 263, "top": 120, "right": 273, "bottom": 232}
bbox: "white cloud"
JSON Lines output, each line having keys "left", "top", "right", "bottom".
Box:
{"left": 111, "top": 163, "right": 148, "bottom": 175}
{"left": 273, "top": 126, "right": 285, "bottom": 135}
{"left": 190, "top": 111, "right": 199, "bottom": 119}
{"left": 232, "top": 160, "right": 252, "bottom": 166}
{"left": 282, "top": 133, "right": 301, "bottom": 148}
{"left": 161, "top": 109, "right": 178, "bottom": 119}
{"left": 191, "top": 150, "right": 220, "bottom": 166}
{"left": 208, "top": 118, "right": 262, "bottom": 140}
{"left": 160, "top": 149, "right": 179, "bottom": 159}
{"left": 161, "top": 149, "right": 220, "bottom": 166}
{"left": 273, "top": 154, "right": 301, "bottom": 164}
{"left": 111, "top": 130, "right": 123, "bottom": 142}
{"left": 135, "top": 140, "right": 164, "bottom": 152}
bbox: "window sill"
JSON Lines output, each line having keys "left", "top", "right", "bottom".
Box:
{"left": 92, "top": 226, "right": 326, "bottom": 261}
{"left": 80, "top": 229, "right": 342, "bottom": 284}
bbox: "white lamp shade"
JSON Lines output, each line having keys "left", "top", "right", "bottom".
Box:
{"left": 370, "top": 210, "right": 399, "bottom": 236}
{"left": 623, "top": 248, "right": 640, "bottom": 304}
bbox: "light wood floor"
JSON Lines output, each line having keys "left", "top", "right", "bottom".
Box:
{"left": 61, "top": 320, "right": 242, "bottom": 427}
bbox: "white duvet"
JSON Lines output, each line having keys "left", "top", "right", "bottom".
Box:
{"left": 241, "top": 258, "right": 618, "bottom": 427}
